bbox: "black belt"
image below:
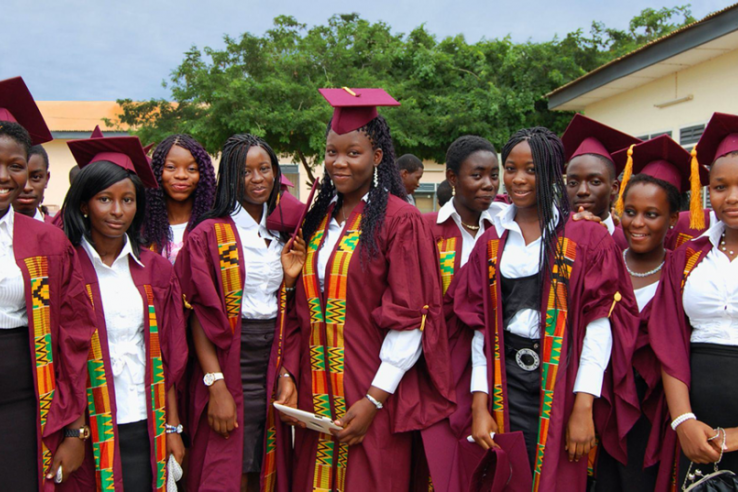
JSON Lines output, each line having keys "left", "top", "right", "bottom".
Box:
{"left": 504, "top": 331, "right": 541, "bottom": 371}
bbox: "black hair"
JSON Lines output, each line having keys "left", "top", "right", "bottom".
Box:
{"left": 143, "top": 134, "right": 216, "bottom": 251}
{"left": 0, "top": 121, "right": 32, "bottom": 157}
{"left": 397, "top": 154, "right": 424, "bottom": 173}
{"left": 445, "top": 135, "right": 497, "bottom": 174}
{"left": 28, "top": 145, "right": 49, "bottom": 170}
{"left": 569, "top": 153, "right": 616, "bottom": 181}
{"left": 302, "top": 115, "right": 406, "bottom": 264}
{"left": 196, "top": 134, "right": 282, "bottom": 229}
{"left": 621, "top": 173, "right": 682, "bottom": 214}
{"left": 437, "top": 180, "right": 453, "bottom": 207}
{"left": 62, "top": 161, "right": 147, "bottom": 256}
{"left": 69, "top": 166, "right": 81, "bottom": 185}
{"left": 501, "top": 127, "right": 570, "bottom": 316}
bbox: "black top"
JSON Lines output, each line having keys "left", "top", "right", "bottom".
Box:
{"left": 501, "top": 273, "right": 540, "bottom": 330}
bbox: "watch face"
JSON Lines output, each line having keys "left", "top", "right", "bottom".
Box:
{"left": 204, "top": 373, "right": 214, "bottom": 386}
{"left": 82, "top": 426, "right": 91, "bottom": 440}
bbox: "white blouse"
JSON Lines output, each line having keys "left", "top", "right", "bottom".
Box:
{"left": 82, "top": 237, "right": 148, "bottom": 424}
{"left": 163, "top": 222, "right": 188, "bottom": 264}
{"left": 317, "top": 195, "right": 422, "bottom": 395}
{"left": 471, "top": 204, "right": 613, "bottom": 397}
{"left": 436, "top": 199, "right": 507, "bottom": 267}
{"left": 634, "top": 282, "right": 658, "bottom": 313}
{"left": 0, "top": 208, "right": 27, "bottom": 329}
{"left": 684, "top": 221, "right": 738, "bottom": 346}
{"left": 232, "top": 204, "right": 284, "bottom": 320}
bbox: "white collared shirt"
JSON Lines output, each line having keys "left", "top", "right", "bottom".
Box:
{"left": 436, "top": 199, "right": 508, "bottom": 267}
{"left": 684, "top": 221, "right": 738, "bottom": 345}
{"left": 82, "top": 236, "right": 147, "bottom": 424}
{"left": 0, "top": 208, "right": 26, "bottom": 329}
{"left": 471, "top": 204, "right": 612, "bottom": 397}
{"left": 32, "top": 208, "right": 45, "bottom": 223}
{"left": 317, "top": 194, "right": 422, "bottom": 394}
{"left": 603, "top": 214, "right": 615, "bottom": 236}
{"left": 232, "top": 204, "right": 284, "bottom": 320}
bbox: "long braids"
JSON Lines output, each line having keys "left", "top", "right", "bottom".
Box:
{"left": 302, "top": 115, "right": 406, "bottom": 264}
{"left": 144, "top": 134, "right": 216, "bottom": 251}
{"left": 196, "top": 133, "right": 282, "bottom": 228}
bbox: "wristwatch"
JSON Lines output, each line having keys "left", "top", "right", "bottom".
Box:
{"left": 165, "top": 423, "right": 184, "bottom": 434}
{"left": 203, "top": 372, "right": 225, "bottom": 387}
{"left": 64, "top": 425, "right": 91, "bottom": 441}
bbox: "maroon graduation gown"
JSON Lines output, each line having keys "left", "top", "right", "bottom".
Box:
{"left": 11, "top": 213, "right": 95, "bottom": 491}
{"left": 447, "top": 218, "right": 640, "bottom": 492}
{"left": 648, "top": 236, "right": 714, "bottom": 491}
{"left": 282, "top": 196, "right": 454, "bottom": 492}
{"left": 69, "top": 246, "right": 188, "bottom": 492}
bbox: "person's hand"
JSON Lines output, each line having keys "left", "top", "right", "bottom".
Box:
{"left": 167, "top": 432, "right": 186, "bottom": 464}
{"left": 720, "top": 427, "right": 738, "bottom": 453}
{"left": 281, "top": 230, "right": 307, "bottom": 286}
{"left": 677, "top": 419, "right": 721, "bottom": 464}
{"left": 610, "top": 207, "right": 621, "bottom": 226}
{"left": 275, "top": 371, "right": 305, "bottom": 428}
{"left": 207, "top": 381, "right": 238, "bottom": 439}
{"left": 46, "top": 436, "right": 85, "bottom": 483}
{"left": 333, "top": 398, "right": 378, "bottom": 446}
{"left": 572, "top": 206, "right": 606, "bottom": 227}
{"left": 471, "top": 404, "right": 499, "bottom": 450}
{"left": 565, "top": 403, "right": 596, "bottom": 462}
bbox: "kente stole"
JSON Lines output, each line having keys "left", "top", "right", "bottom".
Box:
{"left": 437, "top": 237, "right": 458, "bottom": 295}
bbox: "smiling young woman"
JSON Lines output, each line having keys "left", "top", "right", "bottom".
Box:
{"left": 62, "top": 134, "right": 188, "bottom": 492}
{"left": 446, "top": 126, "right": 639, "bottom": 491}
{"left": 274, "top": 88, "right": 454, "bottom": 491}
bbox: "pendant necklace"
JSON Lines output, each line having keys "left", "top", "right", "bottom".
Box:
{"left": 720, "top": 232, "right": 735, "bottom": 256}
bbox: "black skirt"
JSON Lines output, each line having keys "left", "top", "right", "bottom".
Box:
{"left": 679, "top": 343, "right": 738, "bottom": 485}
{"left": 118, "top": 419, "right": 153, "bottom": 490}
{"left": 240, "top": 317, "right": 276, "bottom": 474}
{"left": 0, "top": 327, "right": 39, "bottom": 491}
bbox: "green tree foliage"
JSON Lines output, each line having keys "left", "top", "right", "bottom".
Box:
{"left": 112, "top": 6, "right": 697, "bottom": 171}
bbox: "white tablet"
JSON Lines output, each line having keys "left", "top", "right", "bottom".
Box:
{"left": 273, "top": 403, "right": 343, "bottom": 434}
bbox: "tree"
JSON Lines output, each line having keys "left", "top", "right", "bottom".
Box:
{"left": 112, "top": 6, "right": 697, "bottom": 169}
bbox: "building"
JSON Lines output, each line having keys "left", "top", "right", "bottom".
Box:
{"left": 547, "top": 3, "right": 738, "bottom": 203}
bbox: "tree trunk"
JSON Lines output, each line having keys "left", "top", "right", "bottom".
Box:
{"left": 297, "top": 150, "right": 316, "bottom": 185}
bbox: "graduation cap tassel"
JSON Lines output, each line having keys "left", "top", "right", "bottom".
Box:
{"left": 615, "top": 144, "right": 636, "bottom": 217}
{"left": 689, "top": 146, "right": 705, "bottom": 230}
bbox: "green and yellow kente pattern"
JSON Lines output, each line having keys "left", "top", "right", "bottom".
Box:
{"left": 215, "top": 223, "right": 243, "bottom": 334}
{"left": 85, "top": 284, "right": 117, "bottom": 492}
{"left": 144, "top": 285, "right": 168, "bottom": 492}
{"left": 24, "top": 256, "right": 55, "bottom": 474}
{"left": 437, "top": 237, "right": 457, "bottom": 295}
{"left": 303, "top": 213, "right": 362, "bottom": 491}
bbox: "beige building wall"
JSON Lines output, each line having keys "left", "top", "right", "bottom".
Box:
{"left": 583, "top": 48, "right": 738, "bottom": 143}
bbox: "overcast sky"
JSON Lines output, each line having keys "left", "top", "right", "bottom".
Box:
{"left": 1, "top": 0, "right": 727, "bottom": 101}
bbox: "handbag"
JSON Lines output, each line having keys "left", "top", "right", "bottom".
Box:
{"left": 683, "top": 428, "right": 738, "bottom": 492}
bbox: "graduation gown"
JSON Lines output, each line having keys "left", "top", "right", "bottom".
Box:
{"left": 70, "top": 247, "right": 188, "bottom": 492}
{"left": 648, "top": 236, "right": 714, "bottom": 491}
{"left": 447, "top": 218, "right": 640, "bottom": 492}
{"left": 282, "top": 195, "right": 455, "bottom": 492}
{"left": 10, "top": 213, "right": 95, "bottom": 491}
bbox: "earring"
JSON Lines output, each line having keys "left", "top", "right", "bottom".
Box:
{"left": 373, "top": 167, "right": 379, "bottom": 188}
{"left": 83, "top": 213, "right": 88, "bottom": 219}
{"left": 451, "top": 186, "right": 456, "bottom": 196}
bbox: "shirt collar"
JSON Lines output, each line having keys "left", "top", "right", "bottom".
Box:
{"left": 603, "top": 214, "right": 615, "bottom": 235}
{"left": 703, "top": 220, "right": 727, "bottom": 250}
{"left": 436, "top": 199, "right": 496, "bottom": 226}
{"left": 33, "top": 208, "right": 45, "bottom": 223}
{"left": 232, "top": 203, "right": 279, "bottom": 241}
{"left": 329, "top": 193, "right": 370, "bottom": 206}
{"left": 0, "top": 207, "right": 14, "bottom": 239}
{"left": 494, "top": 204, "right": 560, "bottom": 237}
{"left": 82, "top": 234, "right": 144, "bottom": 268}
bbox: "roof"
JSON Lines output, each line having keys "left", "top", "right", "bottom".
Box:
{"left": 35, "top": 101, "right": 130, "bottom": 135}
{"left": 547, "top": 3, "right": 738, "bottom": 111}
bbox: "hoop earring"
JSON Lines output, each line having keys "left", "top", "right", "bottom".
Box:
{"left": 373, "top": 167, "right": 379, "bottom": 188}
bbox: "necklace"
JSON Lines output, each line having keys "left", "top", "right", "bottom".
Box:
{"left": 720, "top": 232, "right": 735, "bottom": 256}
{"left": 622, "top": 248, "right": 665, "bottom": 278}
{"left": 461, "top": 221, "right": 480, "bottom": 231}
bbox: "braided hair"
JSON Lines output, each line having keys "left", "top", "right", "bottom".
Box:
{"left": 302, "top": 116, "right": 406, "bottom": 264}
{"left": 501, "top": 127, "right": 571, "bottom": 310}
{"left": 143, "top": 134, "right": 216, "bottom": 251}
{"left": 0, "top": 121, "right": 32, "bottom": 157}
{"left": 196, "top": 133, "right": 282, "bottom": 227}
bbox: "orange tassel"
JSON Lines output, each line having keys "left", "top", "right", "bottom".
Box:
{"left": 419, "top": 305, "right": 429, "bottom": 332}
{"left": 689, "top": 146, "right": 705, "bottom": 230}
{"left": 608, "top": 292, "right": 622, "bottom": 318}
{"left": 615, "top": 144, "right": 636, "bottom": 216}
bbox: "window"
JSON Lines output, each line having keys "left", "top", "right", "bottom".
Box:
{"left": 414, "top": 183, "right": 438, "bottom": 214}
{"left": 635, "top": 131, "right": 673, "bottom": 141}
{"left": 680, "top": 124, "right": 705, "bottom": 146}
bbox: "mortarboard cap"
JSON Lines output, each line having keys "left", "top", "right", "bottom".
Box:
{"left": 67, "top": 135, "right": 158, "bottom": 188}
{"left": 319, "top": 87, "right": 400, "bottom": 135}
{"left": 280, "top": 174, "right": 295, "bottom": 189}
{"left": 456, "top": 432, "right": 532, "bottom": 492}
{"left": 90, "top": 125, "right": 104, "bottom": 139}
{"left": 695, "top": 112, "right": 738, "bottom": 167}
{"left": 0, "top": 76, "right": 53, "bottom": 145}
{"left": 561, "top": 114, "right": 641, "bottom": 174}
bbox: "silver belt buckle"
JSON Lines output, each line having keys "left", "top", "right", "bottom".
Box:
{"left": 515, "top": 348, "right": 540, "bottom": 371}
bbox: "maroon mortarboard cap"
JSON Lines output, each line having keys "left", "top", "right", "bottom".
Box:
{"left": 456, "top": 432, "right": 531, "bottom": 492}
{"left": 280, "top": 174, "right": 295, "bottom": 189}
{"left": 90, "top": 125, "right": 104, "bottom": 139}
{"left": 319, "top": 87, "right": 400, "bottom": 135}
{"left": 562, "top": 114, "right": 641, "bottom": 173}
{"left": 0, "top": 76, "right": 53, "bottom": 145}
{"left": 695, "top": 112, "right": 738, "bottom": 167}
{"left": 266, "top": 190, "right": 305, "bottom": 232}
{"left": 612, "top": 134, "right": 707, "bottom": 193}
{"left": 67, "top": 136, "right": 158, "bottom": 189}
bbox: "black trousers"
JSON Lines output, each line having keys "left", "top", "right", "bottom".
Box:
{"left": 118, "top": 419, "right": 153, "bottom": 491}
{"left": 0, "top": 327, "right": 38, "bottom": 492}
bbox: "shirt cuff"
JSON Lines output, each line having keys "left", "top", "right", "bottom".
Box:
{"left": 471, "top": 365, "right": 489, "bottom": 394}
{"left": 573, "top": 362, "right": 605, "bottom": 397}
{"left": 371, "top": 362, "right": 407, "bottom": 394}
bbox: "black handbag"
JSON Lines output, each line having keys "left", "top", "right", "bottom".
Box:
{"left": 683, "top": 428, "right": 738, "bottom": 492}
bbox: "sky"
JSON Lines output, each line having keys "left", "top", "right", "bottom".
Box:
{"left": 1, "top": 0, "right": 728, "bottom": 101}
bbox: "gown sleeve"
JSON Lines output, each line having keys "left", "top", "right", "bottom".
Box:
{"left": 160, "top": 267, "right": 188, "bottom": 391}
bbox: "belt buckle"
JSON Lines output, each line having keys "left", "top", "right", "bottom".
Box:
{"left": 515, "top": 348, "right": 540, "bottom": 371}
